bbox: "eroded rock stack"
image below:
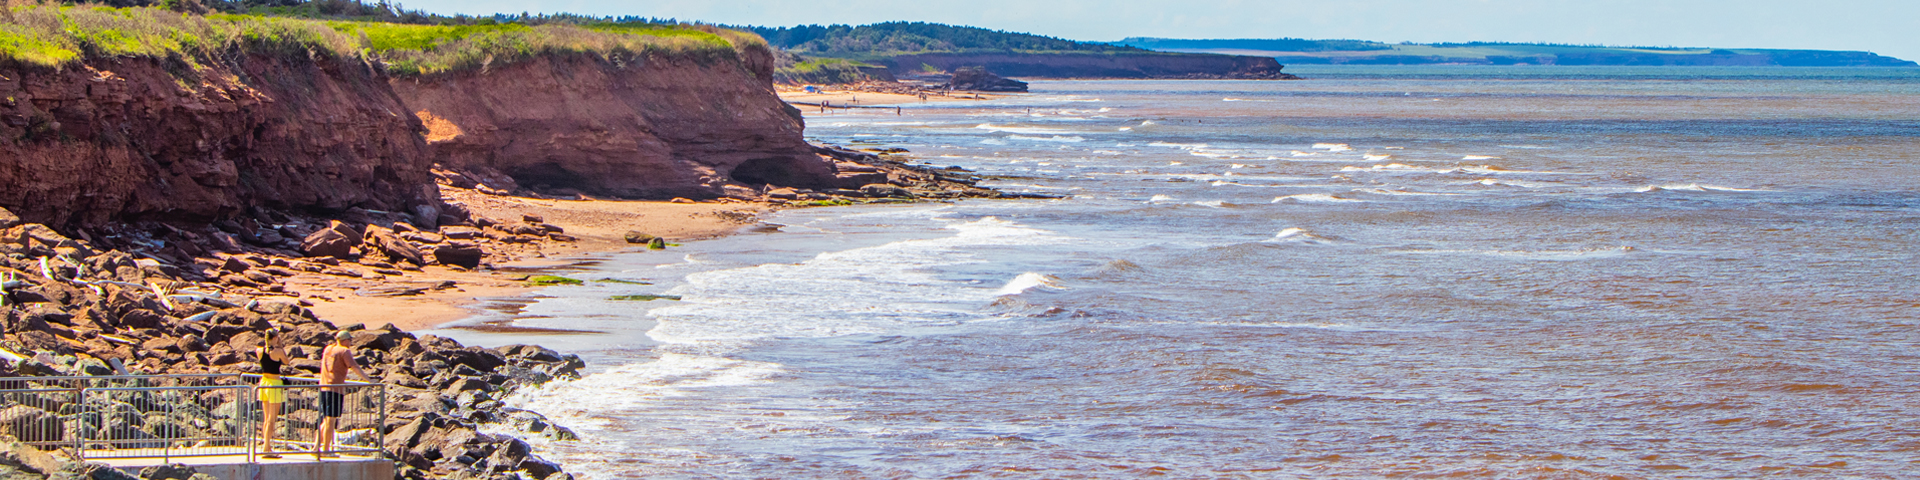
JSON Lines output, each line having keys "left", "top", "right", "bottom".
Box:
{"left": 0, "top": 209, "right": 582, "bottom": 480}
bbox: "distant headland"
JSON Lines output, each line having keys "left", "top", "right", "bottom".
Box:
{"left": 1112, "top": 38, "right": 1918, "bottom": 67}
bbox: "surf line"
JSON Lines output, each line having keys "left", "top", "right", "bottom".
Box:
{"left": 787, "top": 101, "right": 903, "bottom": 115}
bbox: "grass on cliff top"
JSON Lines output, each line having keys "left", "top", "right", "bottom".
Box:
{"left": 328, "top": 20, "right": 755, "bottom": 76}
{"left": 0, "top": 6, "right": 768, "bottom": 76}
{"left": 1, "top": 5, "right": 357, "bottom": 69}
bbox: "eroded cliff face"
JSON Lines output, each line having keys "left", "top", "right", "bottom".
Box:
{"left": 392, "top": 46, "right": 843, "bottom": 199}
{"left": 0, "top": 55, "right": 437, "bottom": 228}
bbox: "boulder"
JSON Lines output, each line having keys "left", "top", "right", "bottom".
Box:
{"left": 621, "top": 231, "right": 655, "bottom": 244}
{"left": 431, "top": 244, "right": 484, "bottom": 269}
{"left": 0, "top": 207, "right": 17, "bottom": 230}
{"left": 0, "top": 405, "right": 62, "bottom": 443}
{"left": 367, "top": 230, "right": 426, "bottom": 266}
{"left": 300, "top": 229, "right": 354, "bottom": 259}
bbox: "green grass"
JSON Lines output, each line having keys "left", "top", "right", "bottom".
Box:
{"left": 794, "top": 199, "right": 856, "bottom": 207}
{"left": 1, "top": 6, "right": 356, "bottom": 69}
{"left": 526, "top": 275, "right": 584, "bottom": 286}
{"left": 0, "top": 6, "right": 770, "bottom": 76}
{"left": 608, "top": 294, "right": 681, "bottom": 301}
{"left": 593, "top": 278, "right": 652, "bottom": 285}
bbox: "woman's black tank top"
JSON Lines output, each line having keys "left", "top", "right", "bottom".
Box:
{"left": 260, "top": 349, "right": 282, "bottom": 375}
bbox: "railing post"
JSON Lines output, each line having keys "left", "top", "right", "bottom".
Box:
{"left": 378, "top": 383, "right": 388, "bottom": 460}
{"left": 71, "top": 386, "right": 84, "bottom": 461}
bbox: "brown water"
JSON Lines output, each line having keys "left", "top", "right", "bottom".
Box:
{"left": 462, "top": 66, "right": 1920, "bottom": 478}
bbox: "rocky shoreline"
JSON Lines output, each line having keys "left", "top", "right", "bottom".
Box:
{"left": 0, "top": 142, "right": 1024, "bottom": 480}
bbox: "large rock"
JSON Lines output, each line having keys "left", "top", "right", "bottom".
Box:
{"left": 0, "top": 406, "right": 62, "bottom": 444}
{"left": 430, "top": 243, "right": 484, "bottom": 269}
{"left": 364, "top": 227, "right": 425, "bottom": 266}
{"left": 947, "top": 67, "right": 1029, "bottom": 92}
{"left": 300, "top": 229, "right": 354, "bottom": 260}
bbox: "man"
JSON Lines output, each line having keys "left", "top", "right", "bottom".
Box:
{"left": 315, "top": 330, "right": 371, "bottom": 459}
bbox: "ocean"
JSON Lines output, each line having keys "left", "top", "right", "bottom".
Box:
{"left": 432, "top": 66, "right": 1920, "bottom": 478}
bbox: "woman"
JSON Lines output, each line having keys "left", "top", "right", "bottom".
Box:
{"left": 257, "top": 330, "right": 287, "bottom": 459}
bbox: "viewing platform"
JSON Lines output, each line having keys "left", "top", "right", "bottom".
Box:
{"left": 0, "top": 374, "right": 390, "bottom": 480}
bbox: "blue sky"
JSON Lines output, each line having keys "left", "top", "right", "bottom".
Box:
{"left": 395, "top": 0, "right": 1920, "bottom": 62}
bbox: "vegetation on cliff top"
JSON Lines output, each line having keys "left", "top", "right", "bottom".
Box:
{"left": 746, "top": 21, "right": 1152, "bottom": 61}
{"left": 0, "top": 3, "right": 771, "bottom": 76}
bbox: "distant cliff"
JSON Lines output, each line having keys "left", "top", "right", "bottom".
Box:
{"left": 747, "top": 22, "right": 1299, "bottom": 80}
{"left": 880, "top": 52, "right": 1296, "bottom": 79}
{"left": 1117, "top": 38, "right": 1919, "bottom": 67}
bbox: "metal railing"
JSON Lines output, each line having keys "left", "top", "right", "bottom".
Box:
{"left": 0, "top": 374, "right": 385, "bottom": 463}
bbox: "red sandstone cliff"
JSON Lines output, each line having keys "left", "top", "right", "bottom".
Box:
{"left": 390, "top": 45, "right": 847, "bottom": 200}
{"left": 0, "top": 55, "right": 438, "bottom": 229}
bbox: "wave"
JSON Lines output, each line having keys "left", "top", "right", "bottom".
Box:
{"left": 507, "top": 353, "right": 787, "bottom": 417}
{"left": 1393, "top": 246, "right": 1637, "bottom": 261}
{"left": 1192, "top": 200, "right": 1231, "bottom": 208}
{"left": 1355, "top": 188, "right": 1463, "bottom": 196}
{"left": 1148, "top": 141, "right": 1206, "bottom": 149}
{"left": 1007, "top": 134, "right": 1086, "bottom": 143}
{"left": 974, "top": 123, "right": 1075, "bottom": 135}
{"left": 1312, "top": 143, "right": 1353, "bottom": 152}
{"left": 1272, "top": 194, "right": 1365, "bottom": 204}
{"left": 1147, "top": 194, "right": 1178, "bottom": 204}
{"left": 1635, "top": 183, "right": 1766, "bottom": 193}
{"left": 1341, "top": 163, "right": 1443, "bottom": 173}
{"left": 995, "top": 272, "right": 1065, "bottom": 296}
{"left": 1362, "top": 154, "right": 1393, "bottom": 161}
{"left": 1263, "top": 227, "right": 1339, "bottom": 244}
{"left": 646, "top": 216, "right": 1073, "bottom": 345}
{"left": 1461, "top": 155, "right": 1501, "bottom": 160}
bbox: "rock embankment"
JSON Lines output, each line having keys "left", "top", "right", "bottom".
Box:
{"left": 0, "top": 211, "right": 584, "bottom": 480}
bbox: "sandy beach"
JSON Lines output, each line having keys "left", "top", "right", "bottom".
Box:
{"left": 298, "top": 189, "right": 766, "bottom": 331}
{"left": 777, "top": 90, "right": 1003, "bottom": 107}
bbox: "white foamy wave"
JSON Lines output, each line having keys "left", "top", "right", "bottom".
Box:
{"left": 1462, "top": 155, "right": 1501, "bottom": 161}
{"left": 1356, "top": 188, "right": 1462, "bottom": 196}
{"left": 1147, "top": 194, "right": 1178, "bottom": 204}
{"left": 1635, "top": 183, "right": 1765, "bottom": 193}
{"left": 1312, "top": 143, "right": 1353, "bottom": 152}
{"left": 995, "top": 272, "right": 1065, "bottom": 296}
{"left": 1148, "top": 141, "right": 1206, "bottom": 149}
{"left": 1290, "top": 151, "right": 1317, "bottom": 157}
{"left": 1007, "top": 134, "right": 1086, "bottom": 143}
{"left": 1341, "top": 163, "right": 1443, "bottom": 173}
{"left": 974, "top": 123, "right": 1073, "bottom": 135}
{"left": 1272, "top": 194, "right": 1364, "bottom": 204}
{"left": 1362, "top": 154, "right": 1392, "bottom": 161}
{"left": 505, "top": 353, "right": 787, "bottom": 420}
{"left": 646, "top": 217, "right": 1073, "bottom": 345}
{"left": 1262, "top": 227, "right": 1341, "bottom": 245}
{"left": 1193, "top": 200, "right": 1229, "bottom": 208}
{"left": 1465, "top": 178, "right": 1563, "bottom": 189}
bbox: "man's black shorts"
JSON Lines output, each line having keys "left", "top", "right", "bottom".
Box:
{"left": 319, "top": 391, "right": 344, "bottom": 418}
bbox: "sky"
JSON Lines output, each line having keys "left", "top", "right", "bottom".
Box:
{"left": 394, "top": 0, "right": 1920, "bottom": 62}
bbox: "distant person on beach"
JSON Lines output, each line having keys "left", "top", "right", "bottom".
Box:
{"left": 315, "top": 331, "right": 370, "bottom": 458}
{"left": 256, "top": 330, "right": 287, "bottom": 459}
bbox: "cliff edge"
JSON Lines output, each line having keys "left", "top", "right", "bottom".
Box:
{"left": 0, "top": 54, "right": 437, "bottom": 229}
{"left": 391, "top": 44, "right": 844, "bottom": 200}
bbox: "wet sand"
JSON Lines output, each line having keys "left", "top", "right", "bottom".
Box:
{"left": 299, "top": 189, "right": 766, "bottom": 331}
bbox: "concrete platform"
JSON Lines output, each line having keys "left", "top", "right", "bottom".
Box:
{"left": 96, "top": 452, "right": 392, "bottom": 480}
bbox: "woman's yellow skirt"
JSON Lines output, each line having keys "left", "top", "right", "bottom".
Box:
{"left": 258, "top": 375, "right": 286, "bottom": 404}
